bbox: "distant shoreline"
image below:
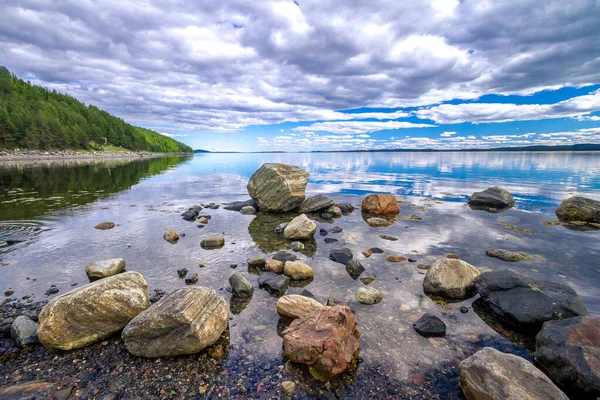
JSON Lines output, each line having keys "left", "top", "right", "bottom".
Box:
{"left": 0, "top": 150, "right": 192, "bottom": 164}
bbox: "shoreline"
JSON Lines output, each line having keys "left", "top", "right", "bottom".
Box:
{"left": 0, "top": 150, "right": 193, "bottom": 165}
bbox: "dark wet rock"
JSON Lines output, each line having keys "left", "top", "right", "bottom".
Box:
{"left": 408, "top": 258, "right": 417, "bottom": 263}
{"left": 230, "top": 264, "right": 238, "bottom": 269}
{"left": 338, "top": 202, "right": 355, "bottom": 215}
{"left": 324, "top": 238, "right": 339, "bottom": 244}
{"left": 535, "top": 316, "right": 600, "bottom": 398}
{"left": 247, "top": 255, "right": 266, "bottom": 270}
{"left": 258, "top": 272, "right": 290, "bottom": 295}
{"left": 20, "top": 309, "right": 39, "bottom": 321}
{"left": 11, "top": 315, "right": 39, "bottom": 347}
{"left": 468, "top": 187, "right": 515, "bottom": 211}
{"left": 361, "top": 194, "right": 400, "bottom": 215}
{"left": 370, "top": 247, "right": 384, "bottom": 253}
{"left": 266, "top": 258, "right": 284, "bottom": 274}
{"left": 177, "top": 268, "right": 188, "bottom": 278}
{"left": 360, "top": 272, "right": 376, "bottom": 285}
{"left": 5, "top": 235, "right": 27, "bottom": 245}
{"left": 345, "top": 260, "right": 365, "bottom": 279}
{"left": 329, "top": 248, "right": 353, "bottom": 265}
{"left": 277, "top": 294, "right": 324, "bottom": 319}
{"left": 319, "top": 228, "right": 328, "bottom": 236}
{"left": 205, "top": 203, "right": 220, "bottom": 209}
{"left": 486, "top": 248, "right": 542, "bottom": 262}
{"left": 329, "top": 226, "right": 343, "bottom": 233}
{"left": 297, "top": 194, "right": 335, "bottom": 214}
{"left": 460, "top": 347, "right": 568, "bottom": 400}
{"left": 185, "top": 273, "right": 199, "bottom": 285}
{"left": 45, "top": 287, "right": 59, "bottom": 296}
{"left": 38, "top": 272, "right": 149, "bottom": 351}
{"left": 229, "top": 273, "right": 254, "bottom": 298}
{"left": 85, "top": 258, "right": 126, "bottom": 281}
{"left": 555, "top": 196, "right": 600, "bottom": 227}
{"left": 275, "top": 222, "right": 289, "bottom": 234}
{"left": 327, "top": 206, "right": 343, "bottom": 218}
{"left": 474, "top": 270, "right": 588, "bottom": 334}
{"left": 379, "top": 234, "right": 398, "bottom": 241}
{"left": 181, "top": 205, "right": 202, "bottom": 221}
{"left": 224, "top": 199, "right": 258, "bottom": 211}
{"left": 283, "top": 214, "right": 317, "bottom": 240}
{"left": 460, "top": 306, "right": 469, "bottom": 314}
{"left": 247, "top": 163, "right": 309, "bottom": 212}
{"left": 282, "top": 305, "right": 359, "bottom": 381}
{"left": 149, "top": 289, "right": 166, "bottom": 304}
{"left": 320, "top": 212, "right": 333, "bottom": 219}
{"left": 200, "top": 236, "right": 225, "bottom": 249}
{"left": 423, "top": 258, "right": 481, "bottom": 299}
{"left": 122, "top": 287, "right": 228, "bottom": 358}
{"left": 356, "top": 287, "right": 382, "bottom": 304}
{"left": 240, "top": 205, "right": 257, "bottom": 215}
{"left": 4, "top": 290, "right": 14, "bottom": 297}
{"left": 290, "top": 241, "right": 305, "bottom": 251}
{"left": 272, "top": 251, "right": 297, "bottom": 263}
{"left": 94, "top": 222, "right": 115, "bottom": 230}
{"left": 413, "top": 313, "right": 446, "bottom": 337}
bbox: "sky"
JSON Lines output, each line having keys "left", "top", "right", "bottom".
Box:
{"left": 1, "top": 0, "right": 600, "bottom": 152}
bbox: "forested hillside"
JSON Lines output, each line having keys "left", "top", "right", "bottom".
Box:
{"left": 0, "top": 67, "right": 192, "bottom": 152}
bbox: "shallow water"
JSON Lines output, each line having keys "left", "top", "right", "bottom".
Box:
{"left": 1, "top": 151, "right": 599, "bottom": 398}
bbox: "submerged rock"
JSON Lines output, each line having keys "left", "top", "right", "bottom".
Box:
{"left": 460, "top": 347, "right": 568, "bottom": 400}
{"left": 275, "top": 222, "right": 289, "bottom": 234}
{"left": 277, "top": 295, "right": 324, "bottom": 320}
{"left": 266, "top": 258, "right": 284, "bottom": 274}
{"left": 474, "top": 270, "right": 588, "bottom": 334}
{"left": 555, "top": 196, "right": 600, "bottom": 227}
{"left": 413, "top": 314, "right": 446, "bottom": 337}
{"left": 387, "top": 255, "right": 407, "bottom": 263}
{"left": 338, "top": 202, "right": 355, "bottom": 215}
{"left": 535, "top": 316, "right": 600, "bottom": 398}
{"left": 282, "top": 305, "right": 359, "bottom": 381}
{"left": 122, "top": 287, "right": 228, "bottom": 358}
{"left": 247, "top": 255, "right": 266, "bottom": 270}
{"left": 37, "top": 272, "right": 149, "bottom": 351}
{"left": 324, "top": 238, "right": 338, "bottom": 244}
{"left": 423, "top": 258, "right": 481, "bottom": 299}
{"left": 177, "top": 268, "right": 188, "bottom": 278}
{"left": 346, "top": 259, "right": 365, "bottom": 279}
{"left": 283, "top": 261, "right": 314, "bottom": 280}
{"left": 468, "top": 187, "right": 515, "bottom": 212}
{"left": 290, "top": 241, "right": 305, "bottom": 251}
{"left": 181, "top": 206, "right": 202, "bottom": 221}
{"left": 11, "top": 316, "right": 39, "bottom": 347}
{"left": 379, "top": 234, "right": 398, "bottom": 241}
{"left": 224, "top": 199, "right": 257, "bottom": 211}
{"left": 361, "top": 194, "right": 400, "bottom": 215}
{"left": 486, "top": 248, "right": 542, "bottom": 262}
{"left": 258, "top": 272, "right": 290, "bottom": 295}
{"left": 366, "top": 217, "right": 393, "bottom": 227}
{"left": 329, "top": 248, "right": 353, "bottom": 265}
{"left": 85, "top": 258, "right": 126, "bottom": 281}
{"left": 94, "top": 222, "right": 115, "bottom": 230}
{"left": 297, "top": 194, "right": 335, "bottom": 214}
{"left": 185, "top": 273, "right": 199, "bottom": 285}
{"left": 360, "top": 272, "right": 376, "bottom": 285}
{"left": 272, "top": 251, "right": 298, "bottom": 263}
{"left": 356, "top": 287, "right": 382, "bottom": 304}
{"left": 240, "top": 205, "right": 257, "bottom": 215}
{"left": 247, "top": 163, "right": 309, "bottom": 212}
{"left": 283, "top": 214, "right": 317, "bottom": 240}
{"left": 200, "top": 236, "right": 225, "bottom": 249}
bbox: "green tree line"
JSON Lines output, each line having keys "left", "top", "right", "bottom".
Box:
{"left": 0, "top": 66, "right": 192, "bottom": 152}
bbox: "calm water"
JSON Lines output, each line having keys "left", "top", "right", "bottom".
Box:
{"left": 1, "top": 151, "right": 599, "bottom": 398}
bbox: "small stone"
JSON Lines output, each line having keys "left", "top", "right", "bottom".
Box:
{"left": 387, "top": 255, "right": 407, "bottom": 262}
{"left": 266, "top": 259, "right": 284, "bottom": 274}
{"left": 177, "top": 268, "right": 188, "bottom": 278}
{"left": 258, "top": 272, "right": 290, "bottom": 295}
{"left": 208, "top": 344, "right": 224, "bottom": 359}
{"left": 185, "top": 273, "right": 199, "bottom": 285}
{"left": 283, "top": 214, "right": 317, "bottom": 240}
{"left": 356, "top": 287, "right": 382, "bottom": 305}
{"left": 413, "top": 313, "right": 446, "bottom": 337}
{"left": 329, "top": 226, "right": 343, "bottom": 233}
{"left": 163, "top": 229, "right": 179, "bottom": 242}
{"left": 319, "top": 228, "right": 328, "bottom": 236}
{"left": 282, "top": 381, "right": 296, "bottom": 396}
{"left": 200, "top": 236, "right": 225, "bottom": 249}
{"left": 320, "top": 212, "right": 333, "bottom": 219}
{"left": 240, "top": 206, "right": 257, "bottom": 215}
{"left": 379, "top": 234, "right": 398, "bottom": 241}
{"left": 94, "top": 222, "right": 115, "bottom": 230}
{"left": 272, "top": 251, "right": 297, "bottom": 263}
{"left": 408, "top": 258, "right": 417, "bottom": 263}
{"left": 329, "top": 248, "right": 353, "bottom": 265}
{"left": 11, "top": 316, "right": 39, "bottom": 347}
{"left": 247, "top": 255, "right": 266, "bottom": 269}
{"left": 460, "top": 306, "right": 469, "bottom": 314}
{"left": 324, "top": 238, "right": 338, "bottom": 244}
{"left": 362, "top": 249, "right": 373, "bottom": 258}
{"left": 345, "top": 260, "right": 365, "bottom": 279}
{"left": 370, "top": 247, "right": 384, "bottom": 253}
{"left": 399, "top": 304, "right": 411, "bottom": 312}
{"left": 446, "top": 253, "right": 460, "bottom": 259}
{"left": 290, "top": 241, "right": 305, "bottom": 251}
{"left": 284, "top": 261, "right": 314, "bottom": 280}
{"left": 45, "top": 287, "right": 59, "bottom": 296}
{"left": 197, "top": 217, "right": 209, "bottom": 224}
{"left": 359, "top": 273, "right": 376, "bottom": 285}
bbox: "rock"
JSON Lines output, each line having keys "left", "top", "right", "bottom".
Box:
{"left": 85, "top": 258, "right": 126, "bottom": 281}
{"left": 205, "top": 203, "right": 220, "bottom": 209}
{"left": 366, "top": 217, "right": 393, "bottom": 227}
{"left": 468, "top": 187, "right": 515, "bottom": 211}
{"left": 360, "top": 273, "right": 376, "bottom": 285}
{"left": 0, "top": 381, "right": 55, "bottom": 400}
{"left": 362, "top": 249, "right": 373, "bottom": 258}
{"left": 345, "top": 260, "right": 365, "bottom": 279}
{"left": 94, "top": 222, "right": 115, "bottom": 230}
{"left": 277, "top": 295, "right": 324, "bottom": 319}
{"left": 224, "top": 199, "right": 258, "bottom": 211}
{"left": 446, "top": 253, "right": 460, "bottom": 259}
{"left": 387, "top": 255, "right": 407, "bottom": 262}
{"left": 535, "top": 316, "right": 600, "bottom": 398}
{"left": 208, "top": 344, "right": 224, "bottom": 359}
{"left": 272, "top": 251, "right": 298, "bottom": 263}
{"left": 122, "top": 287, "right": 228, "bottom": 357}
{"left": 361, "top": 194, "right": 400, "bottom": 215}
{"left": 247, "top": 255, "right": 266, "bottom": 270}
{"left": 329, "top": 226, "right": 343, "bottom": 233}
{"left": 258, "top": 272, "right": 290, "bottom": 295}
{"left": 356, "top": 287, "right": 382, "bottom": 304}
{"left": 11, "top": 316, "right": 39, "bottom": 347}
{"left": 284, "top": 261, "right": 314, "bottom": 280}
{"left": 200, "top": 236, "right": 225, "bottom": 249}
{"left": 297, "top": 194, "right": 335, "bottom": 214}
{"left": 413, "top": 313, "right": 446, "bottom": 337}
{"left": 185, "top": 273, "right": 199, "bottom": 285}
{"left": 474, "top": 270, "right": 588, "bottom": 333}
{"left": 379, "top": 234, "right": 398, "bottom": 241}
{"left": 418, "top": 264, "right": 432, "bottom": 270}
{"left": 5, "top": 234, "right": 27, "bottom": 245}
{"left": 283, "top": 214, "right": 317, "bottom": 240}
{"left": 555, "top": 196, "right": 600, "bottom": 226}
{"left": 338, "top": 203, "right": 355, "bottom": 214}
{"left": 37, "top": 272, "right": 149, "bottom": 351}
{"left": 460, "top": 306, "right": 469, "bottom": 313}
{"left": 327, "top": 206, "right": 343, "bottom": 218}
{"left": 247, "top": 163, "right": 310, "bottom": 212}
{"left": 319, "top": 228, "right": 328, "bottom": 236}
{"left": 329, "top": 248, "right": 353, "bottom": 265}
{"left": 197, "top": 217, "right": 209, "bottom": 224}
{"left": 324, "top": 238, "right": 338, "bottom": 244}
{"left": 275, "top": 222, "right": 289, "bottom": 234}
{"left": 486, "top": 248, "right": 542, "bottom": 262}
{"left": 290, "top": 241, "right": 305, "bottom": 251}
{"left": 282, "top": 305, "right": 359, "bottom": 381}
{"left": 408, "top": 258, "right": 417, "bottom": 262}
{"left": 423, "top": 258, "right": 481, "bottom": 299}
{"left": 460, "top": 347, "right": 568, "bottom": 400}
{"left": 45, "top": 287, "right": 59, "bottom": 296}
{"left": 320, "top": 212, "right": 333, "bottom": 219}
{"left": 181, "top": 205, "right": 202, "bottom": 221}
{"left": 177, "top": 268, "right": 188, "bottom": 278}
{"left": 282, "top": 381, "right": 296, "bottom": 396}
{"left": 327, "top": 297, "right": 350, "bottom": 308}
{"left": 240, "top": 205, "right": 257, "bottom": 215}
{"left": 371, "top": 247, "right": 384, "bottom": 253}
{"left": 266, "top": 259, "right": 284, "bottom": 274}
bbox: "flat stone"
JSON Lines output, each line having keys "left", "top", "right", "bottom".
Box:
{"left": 387, "top": 255, "right": 407, "bottom": 262}
{"left": 297, "top": 194, "right": 335, "bottom": 214}
{"left": 413, "top": 313, "right": 446, "bottom": 337}
{"left": 200, "top": 236, "right": 225, "bottom": 249}
{"left": 359, "top": 272, "right": 376, "bottom": 285}
{"left": 85, "top": 258, "right": 126, "bottom": 281}
{"left": 379, "top": 235, "right": 398, "bottom": 241}
{"left": 324, "top": 238, "right": 338, "bottom": 244}
{"left": 247, "top": 255, "right": 266, "bottom": 269}
{"left": 94, "top": 222, "right": 115, "bottom": 230}
{"left": 272, "top": 251, "right": 297, "bottom": 263}
{"left": 370, "top": 247, "right": 384, "bottom": 253}
{"left": 329, "top": 248, "right": 353, "bottom": 265}
{"left": 258, "top": 272, "right": 290, "bottom": 295}
{"left": 240, "top": 205, "right": 257, "bottom": 215}
{"left": 366, "top": 217, "right": 393, "bottom": 227}
{"left": 486, "top": 248, "right": 542, "bottom": 262}
{"left": 277, "top": 294, "right": 324, "bottom": 319}
{"left": 224, "top": 199, "right": 258, "bottom": 211}
{"left": 468, "top": 187, "right": 515, "bottom": 212}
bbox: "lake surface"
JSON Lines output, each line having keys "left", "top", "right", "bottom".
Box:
{"left": 1, "top": 151, "right": 599, "bottom": 398}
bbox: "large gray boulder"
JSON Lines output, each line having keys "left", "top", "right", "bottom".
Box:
{"left": 283, "top": 214, "right": 317, "bottom": 240}
{"left": 122, "top": 287, "right": 228, "bottom": 358}
{"left": 297, "top": 195, "right": 335, "bottom": 214}
{"left": 468, "top": 187, "right": 515, "bottom": 211}
{"left": 460, "top": 347, "right": 568, "bottom": 400}
{"left": 37, "top": 272, "right": 149, "bottom": 351}
{"left": 11, "top": 316, "right": 39, "bottom": 347}
{"left": 474, "top": 270, "right": 588, "bottom": 334}
{"left": 555, "top": 196, "right": 600, "bottom": 227}
{"left": 535, "top": 316, "right": 600, "bottom": 398}
{"left": 85, "top": 258, "right": 126, "bottom": 281}
{"left": 247, "top": 163, "right": 309, "bottom": 212}
{"left": 423, "top": 258, "right": 481, "bottom": 299}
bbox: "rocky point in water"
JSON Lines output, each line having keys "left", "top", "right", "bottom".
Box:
{"left": 247, "top": 163, "right": 309, "bottom": 212}
{"left": 468, "top": 187, "right": 515, "bottom": 212}
{"left": 555, "top": 196, "right": 600, "bottom": 228}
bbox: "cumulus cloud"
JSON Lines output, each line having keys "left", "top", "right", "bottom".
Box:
{"left": 440, "top": 131, "right": 457, "bottom": 137}
{"left": 0, "top": 0, "right": 599, "bottom": 136}
{"left": 294, "top": 121, "right": 434, "bottom": 134}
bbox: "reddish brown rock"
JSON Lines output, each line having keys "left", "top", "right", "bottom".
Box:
{"left": 387, "top": 255, "right": 407, "bottom": 262}
{"left": 282, "top": 305, "right": 359, "bottom": 381}
{"left": 446, "top": 253, "right": 460, "bottom": 259}
{"left": 361, "top": 194, "right": 400, "bottom": 215}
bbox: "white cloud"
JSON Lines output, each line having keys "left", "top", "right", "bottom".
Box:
{"left": 293, "top": 121, "right": 435, "bottom": 134}
{"left": 440, "top": 131, "right": 457, "bottom": 137}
